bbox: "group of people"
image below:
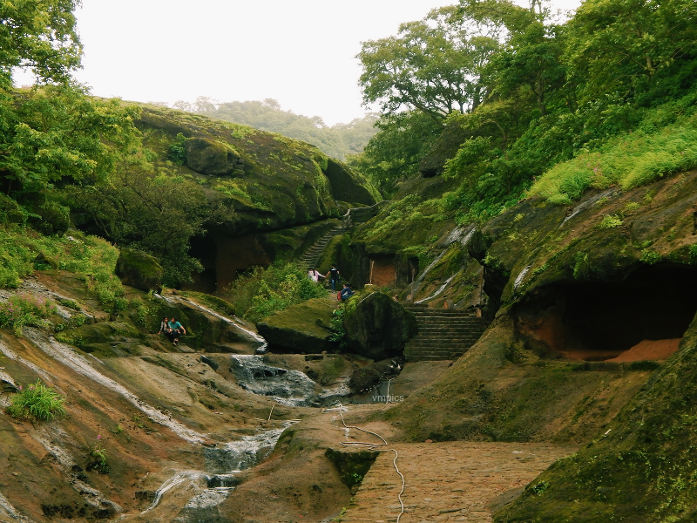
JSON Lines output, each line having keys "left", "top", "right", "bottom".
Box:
{"left": 158, "top": 317, "right": 187, "bottom": 345}
{"left": 308, "top": 264, "right": 354, "bottom": 301}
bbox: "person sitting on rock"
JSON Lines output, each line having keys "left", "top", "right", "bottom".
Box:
{"left": 158, "top": 317, "right": 170, "bottom": 337}
{"left": 167, "top": 317, "right": 187, "bottom": 346}
{"left": 339, "top": 283, "right": 354, "bottom": 301}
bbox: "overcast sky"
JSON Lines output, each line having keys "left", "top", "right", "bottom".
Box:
{"left": 26, "top": 0, "right": 581, "bottom": 126}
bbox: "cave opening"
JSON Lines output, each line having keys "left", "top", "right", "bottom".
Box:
{"left": 515, "top": 265, "right": 697, "bottom": 361}
{"left": 185, "top": 234, "right": 218, "bottom": 293}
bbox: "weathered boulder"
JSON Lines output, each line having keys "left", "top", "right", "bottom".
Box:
{"left": 324, "top": 159, "right": 380, "bottom": 206}
{"left": 256, "top": 297, "right": 338, "bottom": 353}
{"left": 343, "top": 292, "right": 417, "bottom": 360}
{"left": 115, "top": 248, "right": 163, "bottom": 292}
{"left": 185, "top": 137, "right": 243, "bottom": 176}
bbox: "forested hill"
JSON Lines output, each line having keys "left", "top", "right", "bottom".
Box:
{"left": 352, "top": 0, "right": 697, "bottom": 204}
{"left": 172, "top": 97, "right": 379, "bottom": 161}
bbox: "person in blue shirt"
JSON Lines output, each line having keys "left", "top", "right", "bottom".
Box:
{"left": 339, "top": 283, "right": 354, "bottom": 301}
{"left": 167, "top": 317, "right": 187, "bottom": 346}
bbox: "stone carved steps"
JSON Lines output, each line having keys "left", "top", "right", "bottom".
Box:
{"left": 299, "top": 225, "right": 344, "bottom": 269}
{"left": 404, "top": 305, "right": 489, "bottom": 361}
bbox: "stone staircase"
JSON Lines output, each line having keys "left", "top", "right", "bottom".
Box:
{"left": 404, "top": 305, "right": 489, "bottom": 361}
{"left": 299, "top": 224, "right": 344, "bottom": 269}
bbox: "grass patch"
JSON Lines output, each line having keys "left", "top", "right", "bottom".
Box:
{"left": 6, "top": 380, "right": 67, "bottom": 422}
{"left": 530, "top": 113, "right": 697, "bottom": 204}
{"left": 0, "top": 225, "right": 123, "bottom": 305}
{"left": 0, "top": 294, "right": 56, "bottom": 335}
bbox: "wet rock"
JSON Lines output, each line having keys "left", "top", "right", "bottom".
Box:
{"left": 0, "top": 370, "right": 19, "bottom": 393}
{"left": 348, "top": 358, "right": 403, "bottom": 394}
{"left": 230, "top": 355, "right": 319, "bottom": 406}
{"left": 201, "top": 355, "right": 219, "bottom": 371}
{"left": 343, "top": 292, "right": 418, "bottom": 360}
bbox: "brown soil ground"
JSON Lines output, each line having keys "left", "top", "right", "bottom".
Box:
{"left": 606, "top": 338, "right": 681, "bottom": 362}
{"left": 339, "top": 442, "right": 576, "bottom": 523}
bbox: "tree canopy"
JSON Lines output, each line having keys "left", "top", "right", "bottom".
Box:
{"left": 358, "top": 5, "right": 501, "bottom": 120}
{"left": 0, "top": 0, "right": 82, "bottom": 88}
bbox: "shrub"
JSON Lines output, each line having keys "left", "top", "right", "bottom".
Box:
{"left": 0, "top": 294, "right": 56, "bottom": 335}
{"left": 225, "top": 262, "right": 327, "bottom": 322}
{"left": 88, "top": 436, "right": 110, "bottom": 474}
{"left": 168, "top": 133, "right": 187, "bottom": 165}
{"left": 6, "top": 380, "right": 67, "bottom": 421}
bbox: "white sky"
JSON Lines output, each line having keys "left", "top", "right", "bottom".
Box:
{"left": 21, "top": 0, "right": 582, "bottom": 126}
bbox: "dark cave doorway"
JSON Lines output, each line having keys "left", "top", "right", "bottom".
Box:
{"left": 514, "top": 265, "right": 697, "bottom": 361}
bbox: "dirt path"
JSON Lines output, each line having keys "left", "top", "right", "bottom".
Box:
{"left": 339, "top": 442, "right": 576, "bottom": 523}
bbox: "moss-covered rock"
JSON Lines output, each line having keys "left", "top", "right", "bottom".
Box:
{"left": 185, "top": 137, "right": 244, "bottom": 176}
{"left": 115, "top": 248, "right": 163, "bottom": 292}
{"left": 135, "top": 106, "right": 379, "bottom": 237}
{"left": 495, "top": 312, "right": 697, "bottom": 523}
{"left": 256, "top": 297, "right": 338, "bottom": 353}
{"left": 324, "top": 158, "right": 380, "bottom": 206}
{"left": 343, "top": 291, "right": 417, "bottom": 360}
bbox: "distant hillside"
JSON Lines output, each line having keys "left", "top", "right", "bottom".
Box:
{"left": 172, "top": 97, "right": 378, "bottom": 161}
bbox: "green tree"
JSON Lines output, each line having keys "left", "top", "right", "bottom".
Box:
{"left": 358, "top": 6, "right": 501, "bottom": 121}
{"left": 0, "top": 0, "right": 82, "bottom": 88}
{"left": 65, "top": 169, "right": 221, "bottom": 286}
{"left": 565, "top": 0, "right": 697, "bottom": 106}
{"left": 348, "top": 111, "right": 442, "bottom": 195}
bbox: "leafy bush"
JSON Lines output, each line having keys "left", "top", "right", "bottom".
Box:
{"left": 168, "top": 133, "right": 187, "bottom": 165}
{"left": 6, "top": 380, "right": 67, "bottom": 422}
{"left": 225, "top": 262, "right": 327, "bottom": 322}
{"left": 0, "top": 294, "right": 55, "bottom": 334}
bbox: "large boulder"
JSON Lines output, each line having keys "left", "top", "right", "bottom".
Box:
{"left": 343, "top": 291, "right": 417, "bottom": 360}
{"left": 115, "top": 248, "right": 163, "bottom": 292}
{"left": 257, "top": 297, "right": 338, "bottom": 353}
{"left": 324, "top": 159, "right": 380, "bottom": 206}
{"left": 185, "top": 137, "right": 244, "bottom": 176}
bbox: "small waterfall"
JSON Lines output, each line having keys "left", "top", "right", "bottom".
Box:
{"left": 513, "top": 265, "right": 532, "bottom": 290}
{"left": 230, "top": 355, "right": 319, "bottom": 406}
{"left": 144, "top": 424, "right": 292, "bottom": 518}
{"left": 410, "top": 225, "right": 476, "bottom": 300}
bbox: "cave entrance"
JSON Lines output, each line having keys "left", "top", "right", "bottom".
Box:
{"left": 184, "top": 234, "right": 218, "bottom": 293}
{"left": 515, "top": 265, "right": 697, "bottom": 361}
{"left": 369, "top": 257, "right": 396, "bottom": 287}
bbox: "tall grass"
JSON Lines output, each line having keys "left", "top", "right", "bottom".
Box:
{"left": 530, "top": 113, "right": 697, "bottom": 204}
{"left": 6, "top": 380, "right": 67, "bottom": 422}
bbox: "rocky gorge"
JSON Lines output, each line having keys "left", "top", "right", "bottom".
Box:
{"left": 2, "top": 100, "right": 697, "bottom": 523}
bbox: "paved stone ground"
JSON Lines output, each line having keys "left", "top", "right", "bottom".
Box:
{"left": 339, "top": 442, "right": 576, "bottom": 523}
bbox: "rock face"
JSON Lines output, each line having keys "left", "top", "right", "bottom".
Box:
{"left": 185, "top": 137, "right": 244, "bottom": 176}
{"left": 115, "top": 248, "right": 163, "bottom": 292}
{"left": 133, "top": 106, "right": 380, "bottom": 288}
{"left": 343, "top": 292, "right": 418, "bottom": 360}
{"left": 256, "top": 297, "right": 338, "bottom": 353}
{"left": 136, "top": 107, "right": 379, "bottom": 238}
